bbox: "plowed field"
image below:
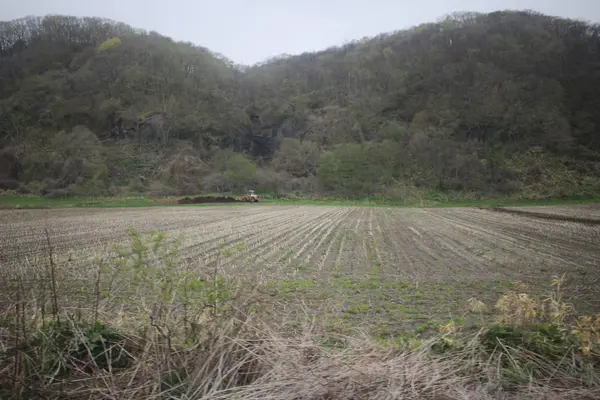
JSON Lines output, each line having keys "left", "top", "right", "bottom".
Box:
{"left": 2, "top": 204, "right": 599, "bottom": 334}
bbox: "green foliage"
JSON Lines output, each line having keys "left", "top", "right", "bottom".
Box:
{"left": 208, "top": 150, "right": 257, "bottom": 193}
{"left": 222, "top": 154, "right": 257, "bottom": 189}
{"left": 458, "top": 276, "right": 600, "bottom": 390}
{"left": 1, "top": 11, "right": 600, "bottom": 198}
{"left": 265, "top": 280, "right": 315, "bottom": 296}
{"left": 482, "top": 324, "right": 569, "bottom": 360}
{"left": 317, "top": 143, "right": 394, "bottom": 196}
{"left": 272, "top": 138, "right": 319, "bottom": 178}
{"left": 107, "top": 228, "right": 184, "bottom": 303}
{"left": 22, "top": 321, "right": 130, "bottom": 376}
{"left": 430, "top": 335, "right": 460, "bottom": 354}
{"left": 102, "top": 229, "right": 239, "bottom": 343}
{"left": 98, "top": 37, "right": 122, "bottom": 51}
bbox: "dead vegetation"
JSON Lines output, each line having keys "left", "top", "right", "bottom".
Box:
{"left": 1, "top": 205, "right": 599, "bottom": 398}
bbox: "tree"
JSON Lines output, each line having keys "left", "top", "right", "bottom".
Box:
{"left": 222, "top": 154, "right": 257, "bottom": 191}
{"left": 317, "top": 143, "right": 391, "bottom": 196}
{"left": 33, "top": 125, "right": 108, "bottom": 196}
{"left": 1, "top": 11, "right": 600, "bottom": 198}
{"left": 272, "top": 138, "right": 319, "bottom": 178}
{"left": 207, "top": 150, "right": 257, "bottom": 193}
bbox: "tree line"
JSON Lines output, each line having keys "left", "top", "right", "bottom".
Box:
{"left": 1, "top": 11, "right": 599, "bottom": 199}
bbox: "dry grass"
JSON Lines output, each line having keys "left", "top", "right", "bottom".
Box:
{"left": 2, "top": 304, "right": 599, "bottom": 399}
{"left": 1, "top": 206, "right": 600, "bottom": 399}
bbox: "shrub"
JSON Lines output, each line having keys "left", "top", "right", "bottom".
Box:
{"left": 98, "top": 37, "right": 121, "bottom": 51}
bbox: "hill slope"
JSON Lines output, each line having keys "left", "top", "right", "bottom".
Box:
{"left": 1, "top": 11, "right": 599, "bottom": 199}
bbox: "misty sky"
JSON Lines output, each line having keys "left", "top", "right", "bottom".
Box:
{"left": 2, "top": 0, "right": 599, "bottom": 65}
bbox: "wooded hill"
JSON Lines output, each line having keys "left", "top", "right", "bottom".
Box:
{"left": 1, "top": 10, "right": 599, "bottom": 199}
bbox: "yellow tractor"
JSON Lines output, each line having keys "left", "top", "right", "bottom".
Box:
{"left": 239, "top": 190, "right": 260, "bottom": 203}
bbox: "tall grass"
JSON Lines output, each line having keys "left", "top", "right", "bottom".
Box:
{"left": 1, "top": 230, "right": 599, "bottom": 399}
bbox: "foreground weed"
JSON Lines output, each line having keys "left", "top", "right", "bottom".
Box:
{"left": 2, "top": 228, "right": 264, "bottom": 399}
{"left": 467, "top": 275, "right": 600, "bottom": 387}
{"left": 22, "top": 320, "right": 130, "bottom": 377}
{"left": 2, "top": 222, "right": 599, "bottom": 400}
{"left": 103, "top": 229, "right": 246, "bottom": 345}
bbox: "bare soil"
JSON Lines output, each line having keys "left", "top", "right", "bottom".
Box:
{"left": 178, "top": 195, "right": 240, "bottom": 204}
{"left": 505, "top": 204, "right": 600, "bottom": 219}
{"left": 1, "top": 204, "right": 599, "bottom": 334}
{"left": 482, "top": 205, "right": 600, "bottom": 225}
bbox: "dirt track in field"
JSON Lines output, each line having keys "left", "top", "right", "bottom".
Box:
{"left": 504, "top": 203, "right": 600, "bottom": 219}
{"left": 483, "top": 204, "right": 600, "bottom": 225}
{"left": 2, "top": 205, "right": 599, "bottom": 313}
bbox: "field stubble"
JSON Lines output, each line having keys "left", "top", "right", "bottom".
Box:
{"left": 1, "top": 204, "right": 599, "bottom": 335}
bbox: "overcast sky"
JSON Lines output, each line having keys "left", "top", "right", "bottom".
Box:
{"left": 1, "top": 0, "right": 599, "bottom": 65}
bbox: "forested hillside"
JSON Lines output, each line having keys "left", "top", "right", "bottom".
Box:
{"left": 1, "top": 10, "right": 599, "bottom": 199}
